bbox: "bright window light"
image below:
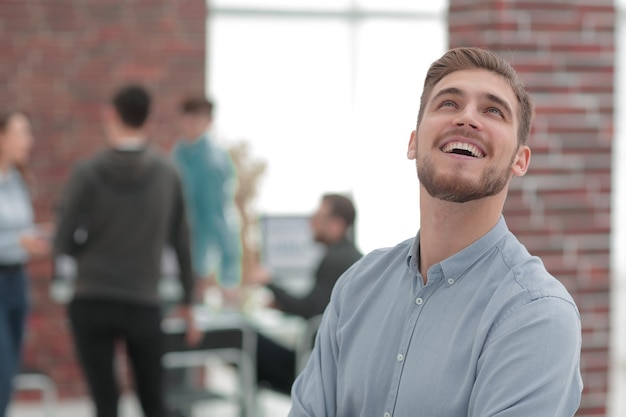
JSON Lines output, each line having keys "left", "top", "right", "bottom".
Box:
{"left": 208, "top": 1, "right": 447, "bottom": 252}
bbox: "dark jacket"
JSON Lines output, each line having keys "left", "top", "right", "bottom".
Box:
{"left": 54, "top": 146, "right": 194, "bottom": 305}
{"left": 267, "top": 238, "right": 362, "bottom": 319}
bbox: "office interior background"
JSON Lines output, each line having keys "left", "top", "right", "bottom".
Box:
{"left": 1, "top": 0, "right": 625, "bottom": 416}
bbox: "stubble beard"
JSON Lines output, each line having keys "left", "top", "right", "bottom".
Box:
{"left": 416, "top": 153, "right": 514, "bottom": 204}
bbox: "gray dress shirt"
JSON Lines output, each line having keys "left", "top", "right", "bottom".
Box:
{"left": 289, "top": 216, "right": 582, "bottom": 417}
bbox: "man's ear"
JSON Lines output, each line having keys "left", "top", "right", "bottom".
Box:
{"left": 102, "top": 105, "right": 121, "bottom": 127}
{"left": 330, "top": 218, "right": 347, "bottom": 241}
{"left": 407, "top": 130, "right": 417, "bottom": 160}
{"left": 102, "top": 106, "right": 114, "bottom": 123}
{"left": 511, "top": 145, "right": 531, "bottom": 177}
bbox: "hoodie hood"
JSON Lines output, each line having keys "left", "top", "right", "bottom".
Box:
{"left": 94, "top": 147, "right": 159, "bottom": 188}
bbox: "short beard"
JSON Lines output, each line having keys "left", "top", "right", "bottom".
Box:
{"left": 417, "top": 153, "right": 513, "bottom": 203}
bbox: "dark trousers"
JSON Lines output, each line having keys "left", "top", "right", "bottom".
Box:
{"left": 256, "top": 332, "right": 296, "bottom": 395}
{"left": 69, "top": 298, "right": 167, "bottom": 417}
{"left": 0, "top": 265, "right": 28, "bottom": 417}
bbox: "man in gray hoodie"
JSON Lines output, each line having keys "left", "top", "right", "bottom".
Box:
{"left": 54, "top": 85, "right": 197, "bottom": 417}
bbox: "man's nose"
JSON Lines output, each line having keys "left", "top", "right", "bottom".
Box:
{"left": 453, "top": 107, "right": 481, "bottom": 130}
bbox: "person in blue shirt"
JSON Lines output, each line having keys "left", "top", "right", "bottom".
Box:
{"left": 172, "top": 96, "right": 242, "bottom": 297}
{"left": 289, "top": 47, "right": 582, "bottom": 417}
{"left": 0, "top": 111, "right": 50, "bottom": 417}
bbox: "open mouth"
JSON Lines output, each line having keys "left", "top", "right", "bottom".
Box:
{"left": 441, "top": 141, "right": 485, "bottom": 158}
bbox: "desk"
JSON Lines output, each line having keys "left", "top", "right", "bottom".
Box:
{"left": 248, "top": 309, "right": 323, "bottom": 375}
{"left": 162, "top": 310, "right": 258, "bottom": 417}
{"left": 246, "top": 308, "right": 307, "bottom": 349}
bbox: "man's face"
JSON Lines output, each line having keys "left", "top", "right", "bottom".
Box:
{"left": 310, "top": 200, "right": 335, "bottom": 244}
{"left": 408, "top": 68, "right": 530, "bottom": 203}
{"left": 180, "top": 113, "right": 211, "bottom": 141}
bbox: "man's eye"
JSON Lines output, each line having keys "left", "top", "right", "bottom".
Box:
{"left": 486, "top": 107, "right": 503, "bottom": 116}
{"left": 440, "top": 100, "right": 456, "bottom": 108}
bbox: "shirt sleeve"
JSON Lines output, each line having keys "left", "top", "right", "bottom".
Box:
{"left": 269, "top": 246, "right": 360, "bottom": 319}
{"left": 468, "top": 296, "right": 583, "bottom": 417}
{"left": 53, "top": 163, "right": 90, "bottom": 256}
{"left": 211, "top": 152, "right": 242, "bottom": 287}
{"left": 0, "top": 233, "right": 20, "bottom": 259}
{"left": 267, "top": 262, "right": 336, "bottom": 320}
{"left": 214, "top": 209, "right": 242, "bottom": 288}
{"left": 0, "top": 173, "right": 32, "bottom": 263}
{"left": 266, "top": 283, "right": 308, "bottom": 317}
{"left": 169, "top": 173, "right": 195, "bottom": 305}
{"left": 288, "top": 295, "right": 340, "bottom": 417}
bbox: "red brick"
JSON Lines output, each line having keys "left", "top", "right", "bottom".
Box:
{"left": 450, "top": 0, "right": 613, "bottom": 414}
{"left": 0, "top": 0, "right": 207, "bottom": 399}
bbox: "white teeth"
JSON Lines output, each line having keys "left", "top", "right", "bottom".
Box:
{"left": 442, "top": 141, "right": 485, "bottom": 158}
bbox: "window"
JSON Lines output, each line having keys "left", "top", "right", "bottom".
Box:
{"left": 207, "top": 1, "right": 446, "bottom": 252}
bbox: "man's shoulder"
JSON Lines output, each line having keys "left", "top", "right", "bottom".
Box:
{"left": 137, "top": 147, "right": 179, "bottom": 175}
{"left": 328, "top": 239, "right": 363, "bottom": 260}
{"left": 336, "top": 237, "right": 414, "bottom": 285}
{"left": 496, "top": 232, "right": 577, "bottom": 307}
{"left": 148, "top": 148, "right": 175, "bottom": 167}
{"left": 69, "top": 153, "right": 101, "bottom": 179}
{"left": 329, "top": 237, "right": 414, "bottom": 316}
{"left": 363, "top": 237, "right": 413, "bottom": 262}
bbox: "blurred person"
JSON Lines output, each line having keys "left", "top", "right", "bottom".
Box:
{"left": 0, "top": 111, "right": 50, "bottom": 417}
{"left": 289, "top": 47, "right": 582, "bottom": 417}
{"left": 167, "top": 96, "right": 242, "bottom": 417}
{"left": 249, "top": 193, "right": 362, "bottom": 395}
{"left": 172, "top": 96, "right": 242, "bottom": 300}
{"left": 54, "top": 85, "right": 198, "bottom": 417}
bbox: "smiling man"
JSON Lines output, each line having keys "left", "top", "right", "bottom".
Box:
{"left": 288, "top": 47, "right": 582, "bottom": 417}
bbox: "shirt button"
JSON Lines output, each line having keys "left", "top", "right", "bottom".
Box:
{"left": 384, "top": 413, "right": 391, "bottom": 417}
{"left": 415, "top": 297, "right": 424, "bottom": 305}
{"left": 447, "top": 278, "right": 455, "bottom": 285}
{"left": 397, "top": 353, "right": 404, "bottom": 362}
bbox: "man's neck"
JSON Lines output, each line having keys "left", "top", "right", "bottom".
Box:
{"left": 418, "top": 188, "right": 505, "bottom": 282}
{"left": 184, "top": 129, "right": 208, "bottom": 143}
{"left": 115, "top": 137, "right": 146, "bottom": 151}
{"left": 317, "top": 233, "right": 345, "bottom": 248}
{"left": 110, "top": 127, "right": 146, "bottom": 149}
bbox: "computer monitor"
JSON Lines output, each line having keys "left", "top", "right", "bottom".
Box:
{"left": 259, "top": 214, "right": 324, "bottom": 296}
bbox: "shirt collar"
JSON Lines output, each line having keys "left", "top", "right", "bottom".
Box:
{"left": 114, "top": 137, "right": 146, "bottom": 151}
{"left": 406, "top": 215, "right": 509, "bottom": 283}
{"left": 192, "top": 131, "right": 208, "bottom": 143}
{"left": 178, "top": 132, "right": 210, "bottom": 150}
{"left": 0, "top": 167, "right": 21, "bottom": 184}
{"left": 407, "top": 232, "right": 420, "bottom": 272}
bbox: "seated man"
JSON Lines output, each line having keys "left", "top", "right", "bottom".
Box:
{"left": 249, "top": 193, "right": 362, "bottom": 394}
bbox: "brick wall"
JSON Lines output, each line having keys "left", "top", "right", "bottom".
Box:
{"left": 448, "top": 1, "right": 614, "bottom": 416}
{"left": 0, "top": 0, "right": 207, "bottom": 397}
